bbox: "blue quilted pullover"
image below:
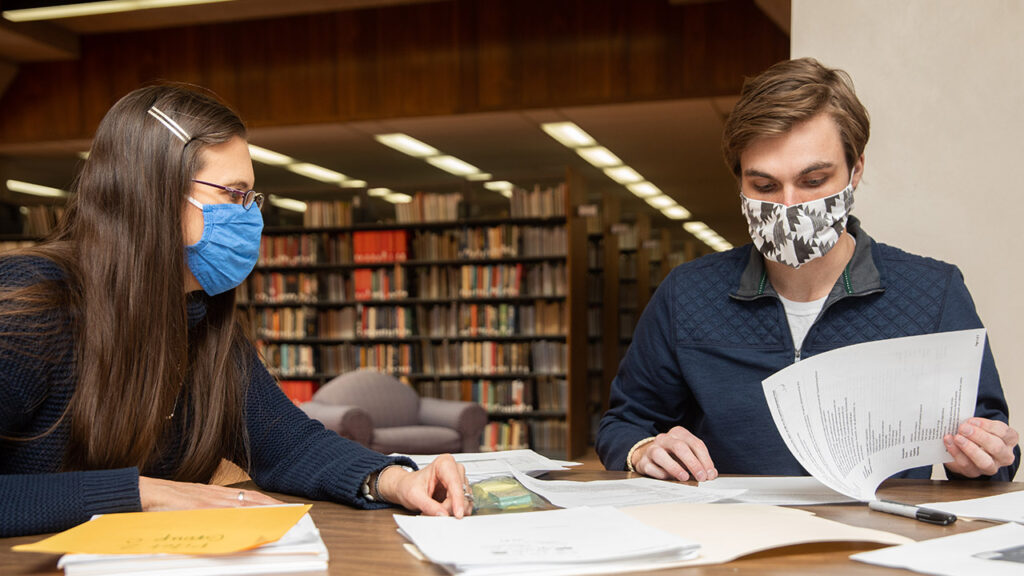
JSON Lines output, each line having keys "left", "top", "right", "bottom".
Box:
{"left": 597, "top": 217, "right": 1019, "bottom": 481}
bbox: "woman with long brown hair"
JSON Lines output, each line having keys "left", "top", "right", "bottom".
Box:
{"left": 0, "top": 84, "right": 469, "bottom": 537}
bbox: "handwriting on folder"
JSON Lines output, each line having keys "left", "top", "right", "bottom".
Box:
{"left": 14, "top": 504, "right": 311, "bottom": 556}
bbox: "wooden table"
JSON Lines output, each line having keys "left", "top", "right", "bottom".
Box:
{"left": 2, "top": 471, "right": 1021, "bottom": 575}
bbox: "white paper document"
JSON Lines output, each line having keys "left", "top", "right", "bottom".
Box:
{"left": 762, "top": 329, "right": 985, "bottom": 501}
{"left": 852, "top": 522, "right": 1024, "bottom": 576}
{"left": 401, "top": 449, "right": 580, "bottom": 482}
{"left": 509, "top": 467, "right": 743, "bottom": 508}
{"left": 57, "top": 513, "right": 328, "bottom": 576}
{"left": 699, "top": 476, "right": 857, "bottom": 505}
{"left": 920, "top": 490, "right": 1024, "bottom": 524}
{"left": 395, "top": 506, "right": 699, "bottom": 576}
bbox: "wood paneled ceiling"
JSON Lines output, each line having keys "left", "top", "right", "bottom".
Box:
{"left": 0, "top": 0, "right": 790, "bottom": 247}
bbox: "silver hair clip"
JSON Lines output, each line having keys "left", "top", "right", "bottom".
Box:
{"left": 147, "top": 105, "right": 191, "bottom": 143}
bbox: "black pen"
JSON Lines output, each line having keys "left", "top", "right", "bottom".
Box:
{"left": 868, "top": 499, "right": 957, "bottom": 525}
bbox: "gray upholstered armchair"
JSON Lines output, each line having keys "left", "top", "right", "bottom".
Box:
{"left": 300, "top": 370, "right": 488, "bottom": 454}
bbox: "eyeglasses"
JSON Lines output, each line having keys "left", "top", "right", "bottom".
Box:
{"left": 192, "top": 179, "right": 264, "bottom": 211}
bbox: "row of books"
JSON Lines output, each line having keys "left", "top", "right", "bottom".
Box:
{"left": 242, "top": 265, "right": 569, "bottom": 308}
{"left": 258, "top": 233, "right": 352, "bottom": 266}
{"left": 21, "top": 204, "right": 65, "bottom": 236}
{"left": 0, "top": 240, "right": 34, "bottom": 255}
{"left": 418, "top": 379, "right": 532, "bottom": 414}
{"left": 395, "top": 192, "right": 462, "bottom": 223}
{"left": 303, "top": 200, "right": 353, "bottom": 228}
{"left": 509, "top": 184, "right": 566, "bottom": 219}
{"left": 587, "top": 342, "right": 603, "bottom": 371}
{"left": 458, "top": 262, "right": 567, "bottom": 298}
{"left": 479, "top": 418, "right": 567, "bottom": 455}
{"left": 480, "top": 420, "right": 529, "bottom": 452}
{"left": 352, "top": 266, "right": 409, "bottom": 300}
{"left": 267, "top": 339, "right": 566, "bottom": 377}
{"left": 260, "top": 343, "right": 316, "bottom": 377}
{"left": 353, "top": 230, "right": 409, "bottom": 263}
{"left": 457, "top": 226, "right": 566, "bottom": 259}
{"left": 252, "top": 301, "right": 567, "bottom": 341}
{"left": 244, "top": 272, "right": 321, "bottom": 304}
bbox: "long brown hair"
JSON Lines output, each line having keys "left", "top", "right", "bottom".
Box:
{"left": 0, "top": 84, "right": 251, "bottom": 482}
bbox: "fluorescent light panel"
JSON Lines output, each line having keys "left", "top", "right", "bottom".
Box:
{"left": 627, "top": 182, "right": 661, "bottom": 198}
{"left": 268, "top": 195, "right": 308, "bottom": 213}
{"left": 603, "top": 166, "right": 643, "bottom": 185}
{"left": 661, "top": 205, "right": 691, "bottom": 220}
{"left": 465, "top": 172, "right": 492, "bottom": 182}
{"left": 645, "top": 195, "right": 676, "bottom": 209}
{"left": 367, "top": 187, "right": 392, "bottom": 197}
{"left": 425, "top": 155, "right": 480, "bottom": 176}
{"left": 541, "top": 122, "right": 596, "bottom": 148}
{"left": 375, "top": 133, "right": 439, "bottom": 158}
{"left": 2, "top": 0, "right": 234, "bottom": 21}
{"left": 6, "top": 179, "right": 67, "bottom": 198}
{"left": 484, "top": 181, "right": 514, "bottom": 192}
{"left": 384, "top": 192, "right": 413, "bottom": 204}
{"left": 575, "top": 146, "right": 622, "bottom": 168}
{"left": 286, "top": 163, "right": 347, "bottom": 184}
{"left": 248, "top": 145, "right": 293, "bottom": 166}
{"left": 340, "top": 180, "right": 367, "bottom": 188}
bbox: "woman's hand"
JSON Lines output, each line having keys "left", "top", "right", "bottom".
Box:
{"left": 943, "top": 417, "right": 1019, "bottom": 478}
{"left": 376, "top": 454, "right": 472, "bottom": 518}
{"left": 139, "top": 476, "right": 283, "bottom": 511}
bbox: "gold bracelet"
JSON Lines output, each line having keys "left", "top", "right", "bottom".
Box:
{"left": 625, "top": 437, "right": 656, "bottom": 472}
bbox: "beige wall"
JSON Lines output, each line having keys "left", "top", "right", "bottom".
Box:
{"left": 791, "top": 0, "right": 1024, "bottom": 479}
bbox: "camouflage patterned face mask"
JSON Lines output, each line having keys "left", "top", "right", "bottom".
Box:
{"left": 740, "top": 169, "right": 856, "bottom": 268}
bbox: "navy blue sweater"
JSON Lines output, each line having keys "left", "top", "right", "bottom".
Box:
{"left": 597, "top": 219, "right": 1019, "bottom": 481}
{"left": 0, "top": 255, "right": 411, "bottom": 537}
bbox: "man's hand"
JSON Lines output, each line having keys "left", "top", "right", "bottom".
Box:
{"left": 376, "top": 454, "right": 472, "bottom": 518}
{"left": 944, "top": 417, "right": 1019, "bottom": 477}
{"left": 630, "top": 426, "right": 718, "bottom": 482}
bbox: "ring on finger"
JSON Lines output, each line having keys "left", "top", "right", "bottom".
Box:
{"left": 237, "top": 491, "right": 245, "bottom": 504}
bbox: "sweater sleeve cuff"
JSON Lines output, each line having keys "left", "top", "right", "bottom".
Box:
{"left": 625, "top": 437, "right": 656, "bottom": 472}
{"left": 79, "top": 467, "right": 141, "bottom": 517}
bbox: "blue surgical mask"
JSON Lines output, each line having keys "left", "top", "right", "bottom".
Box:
{"left": 185, "top": 197, "right": 263, "bottom": 295}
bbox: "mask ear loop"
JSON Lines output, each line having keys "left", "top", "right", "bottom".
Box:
{"left": 148, "top": 105, "right": 192, "bottom": 143}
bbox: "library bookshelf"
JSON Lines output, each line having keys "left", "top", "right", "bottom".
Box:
{"left": 240, "top": 170, "right": 591, "bottom": 459}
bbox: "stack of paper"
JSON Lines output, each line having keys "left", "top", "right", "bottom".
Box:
{"left": 395, "top": 506, "right": 700, "bottom": 576}
{"left": 919, "top": 490, "right": 1024, "bottom": 524}
{"left": 852, "top": 522, "right": 1024, "bottom": 576}
{"left": 14, "top": 505, "right": 326, "bottom": 576}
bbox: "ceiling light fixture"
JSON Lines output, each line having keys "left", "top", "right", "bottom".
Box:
{"left": 375, "top": 133, "right": 440, "bottom": 158}
{"left": 268, "top": 195, "right": 308, "bottom": 213}
{"left": 2, "top": 0, "right": 234, "bottom": 22}
{"left": 285, "top": 163, "right": 347, "bottom": 184}
{"left": 603, "top": 166, "right": 644, "bottom": 185}
{"left": 661, "top": 205, "right": 691, "bottom": 220}
{"left": 384, "top": 192, "right": 413, "bottom": 204}
{"left": 6, "top": 179, "right": 67, "bottom": 198}
{"left": 340, "top": 180, "right": 367, "bottom": 188}
{"left": 465, "top": 172, "right": 493, "bottom": 182}
{"left": 541, "top": 122, "right": 596, "bottom": 148}
{"left": 626, "top": 182, "right": 661, "bottom": 198}
{"left": 483, "top": 181, "right": 514, "bottom": 192}
{"left": 645, "top": 195, "right": 676, "bottom": 209}
{"left": 575, "top": 146, "right": 622, "bottom": 168}
{"left": 425, "top": 155, "right": 481, "bottom": 177}
{"left": 248, "top": 145, "right": 294, "bottom": 166}
{"left": 367, "top": 187, "right": 392, "bottom": 197}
